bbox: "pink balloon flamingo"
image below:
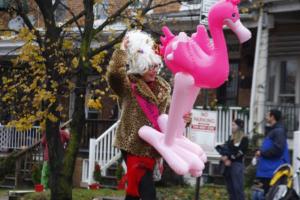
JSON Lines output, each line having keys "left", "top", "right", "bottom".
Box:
{"left": 139, "top": 0, "right": 252, "bottom": 176}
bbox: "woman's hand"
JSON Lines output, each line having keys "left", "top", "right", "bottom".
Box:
{"left": 221, "top": 155, "right": 231, "bottom": 166}
{"left": 183, "top": 112, "right": 192, "bottom": 124}
{"left": 221, "top": 155, "right": 228, "bottom": 162}
{"left": 224, "top": 159, "right": 232, "bottom": 166}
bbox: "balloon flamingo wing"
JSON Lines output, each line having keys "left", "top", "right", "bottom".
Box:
{"left": 192, "top": 25, "right": 213, "bottom": 55}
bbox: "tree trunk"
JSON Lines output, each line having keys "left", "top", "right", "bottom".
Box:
{"left": 45, "top": 109, "right": 67, "bottom": 199}
{"left": 48, "top": 0, "right": 93, "bottom": 198}
{"left": 53, "top": 67, "right": 87, "bottom": 200}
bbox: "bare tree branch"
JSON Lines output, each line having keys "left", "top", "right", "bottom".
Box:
{"left": 12, "top": 0, "right": 44, "bottom": 47}
{"left": 148, "top": 0, "right": 182, "bottom": 13}
{"left": 58, "top": 1, "right": 83, "bottom": 37}
{"left": 89, "top": 29, "right": 127, "bottom": 58}
{"left": 53, "top": 0, "right": 61, "bottom": 11}
{"left": 142, "top": 0, "right": 154, "bottom": 15}
{"left": 93, "top": 0, "right": 135, "bottom": 35}
{"left": 0, "top": 29, "right": 19, "bottom": 34}
{"left": 4, "top": 41, "right": 30, "bottom": 56}
{"left": 60, "top": 10, "right": 86, "bottom": 29}
{"left": 34, "top": 0, "right": 56, "bottom": 29}
{"left": 79, "top": 0, "right": 94, "bottom": 60}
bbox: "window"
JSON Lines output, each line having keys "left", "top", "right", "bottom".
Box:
{"left": 55, "top": 0, "right": 67, "bottom": 22}
{"left": 186, "top": 0, "right": 201, "bottom": 4}
{"left": 226, "top": 62, "right": 239, "bottom": 105}
{"left": 279, "top": 60, "right": 297, "bottom": 104}
{"left": 1, "top": 0, "right": 28, "bottom": 12}
{"left": 217, "top": 62, "right": 239, "bottom": 106}
{"left": 51, "top": 0, "right": 67, "bottom": 22}
{"left": 0, "top": 0, "right": 9, "bottom": 10}
{"left": 94, "top": 0, "right": 109, "bottom": 20}
{"left": 268, "top": 58, "right": 300, "bottom": 104}
{"left": 129, "top": 0, "right": 149, "bottom": 8}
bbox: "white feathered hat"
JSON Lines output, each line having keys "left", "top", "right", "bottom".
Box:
{"left": 125, "top": 30, "right": 162, "bottom": 75}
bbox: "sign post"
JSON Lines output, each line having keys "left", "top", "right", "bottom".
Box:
{"left": 190, "top": 109, "right": 218, "bottom": 152}
{"left": 191, "top": 109, "right": 218, "bottom": 200}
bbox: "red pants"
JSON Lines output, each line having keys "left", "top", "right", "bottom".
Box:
{"left": 123, "top": 152, "right": 156, "bottom": 198}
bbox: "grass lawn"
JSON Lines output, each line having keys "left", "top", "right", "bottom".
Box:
{"left": 158, "top": 185, "right": 229, "bottom": 200}
{"left": 0, "top": 189, "right": 8, "bottom": 197}
{"left": 23, "top": 188, "right": 125, "bottom": 200}
{"left": 21, "top": 185, "right": 234, "bottom": 200}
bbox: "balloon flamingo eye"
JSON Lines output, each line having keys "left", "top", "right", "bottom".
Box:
{"left": 232, "top": 13, "right": 236, "bottom": 17}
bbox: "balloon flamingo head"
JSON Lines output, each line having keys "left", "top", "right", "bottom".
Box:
{"left": 209, "top": 0, "right": 251, "bottom": 43}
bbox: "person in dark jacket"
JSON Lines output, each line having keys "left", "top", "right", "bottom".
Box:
{"left": 220, "top": 119, "right": 249, "bottom": 200}
{"left": 255, "top": 109, "right": 290, "bottom": 196}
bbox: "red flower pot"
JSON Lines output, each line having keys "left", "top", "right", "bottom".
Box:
{"left": 35, "top": 184, "right": 44, "bottom": 192}
{"left": 89, "top": 183, "right": 100, "bottom": 190}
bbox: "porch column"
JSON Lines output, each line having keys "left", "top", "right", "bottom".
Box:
{"left": 249, "top": 10, "right": 269, "bottom": 136}
{"left": 293, "top": 130, "right": 300, "bottom": 195}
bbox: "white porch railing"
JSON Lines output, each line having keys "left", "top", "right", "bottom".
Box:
{"left": 0, "top": 125, "right": 41, "bottom": 151}
{"left": 81, "top": 158, "right": 89, "bottom": 184}
{"left": 87, "top": 120, "right": 121, "bottom": 184}
{"left": 215, "top": 107, "right": 250, "bottom": 143}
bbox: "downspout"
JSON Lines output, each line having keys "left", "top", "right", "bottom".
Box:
{"left": 249, "top": 8, "right": 264, "bottom": 138}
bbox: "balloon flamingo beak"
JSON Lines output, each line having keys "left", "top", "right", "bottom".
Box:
{"left": 224, "top": 19, "right": 252, "bottom": 43}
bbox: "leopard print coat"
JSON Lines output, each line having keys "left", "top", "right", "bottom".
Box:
{"left": 106, "top": 49, "right": 171, "bottom": 158}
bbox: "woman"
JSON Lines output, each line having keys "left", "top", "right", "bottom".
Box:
{"left": 106, "top": 30, "right": 171, "bottom": 200}
{"left": 221, "top": 119, "right": 249, "bottom": 200}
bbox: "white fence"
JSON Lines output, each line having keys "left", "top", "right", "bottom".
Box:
{"left": 214, "top": 107, "right": 250, "bottom": 143}
{"left": 0, "top": 125, "right": 41, "bottom": 151}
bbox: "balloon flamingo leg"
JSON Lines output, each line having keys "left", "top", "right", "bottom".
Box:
{"left": 139, "top": 72, "right": 205, "bottom": 176}
{"left": 139, "top": 0, "right": 252, "bottom": 177}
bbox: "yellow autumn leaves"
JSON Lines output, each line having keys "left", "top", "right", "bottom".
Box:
{"left": 87, "top": 98, "right": 102, "bottom": 110}
{"left": 91, "top": 51, "right": 107, "bottom": 74}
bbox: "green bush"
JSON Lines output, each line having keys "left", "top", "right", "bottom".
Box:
{"left": 93, "top": 163, "right": 101, "bottom": 184}
{"left": 31, "top": 163, "right": 42, "bottom": 184}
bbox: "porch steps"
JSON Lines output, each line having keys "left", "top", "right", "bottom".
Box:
{"left": 0, "top": 174, "right": 34, "bottom": 189}
{"left": 8, "top": 190, "right": 35, "bottom": 200}
{"left": 100, "top": 163, "right": 120, "bottom": 190}
{"left": 0, "top": 175, "right": 15, "bottom": 189}
{"left": 0, "top": 184, "right": 15, "bottom": 189}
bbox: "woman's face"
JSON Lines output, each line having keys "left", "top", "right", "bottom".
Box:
{"left": 142, "top": 65, "right": 159, "bottom": 83}
{"left": 232, "top": 121, "right": 239, "bottom": 132}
